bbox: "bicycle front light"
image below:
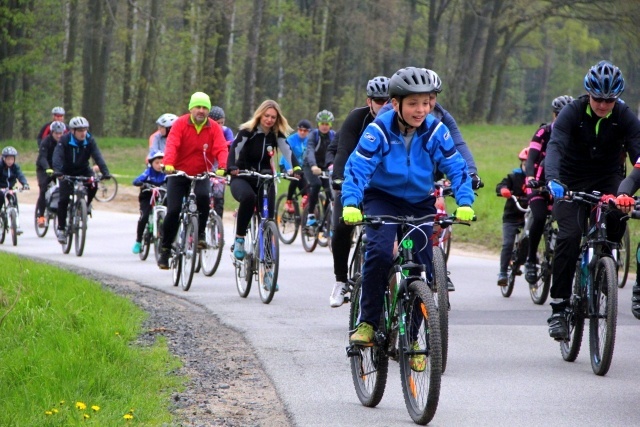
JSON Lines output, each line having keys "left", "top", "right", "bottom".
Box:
{"left": 188, "top": 202, "right": 198, "bottom": 213}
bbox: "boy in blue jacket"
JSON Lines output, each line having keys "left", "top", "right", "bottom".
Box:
{"left": 342, "top": 67, "right": 475, "bottom": 370}
{"left": 280, "top": 119, "right": 311, "bottom": 213}
{"left": 132, "top": 150, "right": 166, "bottom": 254}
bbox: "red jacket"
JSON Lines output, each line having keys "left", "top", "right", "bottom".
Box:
{"left": 163, "top": 114, "right": 228, "bottom": 175}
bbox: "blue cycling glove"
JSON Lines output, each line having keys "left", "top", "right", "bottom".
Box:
{"left": 547, "top": 180, "right": 565, "bottom": 199}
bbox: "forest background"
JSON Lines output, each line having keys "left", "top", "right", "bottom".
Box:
{"left": 2, "top": 0, "right": 640, "bottom": 140}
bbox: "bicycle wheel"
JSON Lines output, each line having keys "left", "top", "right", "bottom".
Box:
{"left": 35, "top": 208, "right": 49, "bottom": 237}
{"left": 9, "top": 208, "right": 17, "bottom": 246}
{"left": 201, "top": 213, "right": 224, "bottom": 276}
{"left": 234, "top": 217, "right": 255, "bottom": 298}
{"left": 318, "top": 202, "right": 332, "bottom": 250}
{"left": 348, "top": 226, "right": 365, "bottom": 281}
{"left": 139, "top": 228, "right": 151, "bottom": 261}
{"left": 300, "top": 205, "right": 319, "bottom": 252}
{"left": 589, "top": 256, "right": 618, "bottom": 376}
{"left": 171, "top": 223, "right": 183, "bottom": 287}
{"left": 617, "top": 227, "right": 630, "bottom": 288}
{"left": 561, "top": 262, "right": 585, "bottom": 362}
{"left": 258, "top": 221, "right": 280, "bottom": 304}
{"left": 399, "top": 280, "right": 442, "bottom": 425}
{"left": 95, "top": 176, "right": 118, "bottom": 202}
{"left": 180, "top": 215, "right": 198, "bottom": 291}
{"left": 154, "top": 209, "right": 165, "bottom": 263}
{"left": 502, "top": 240, "right": 518, "bottom": 298}
{"left": 0, "top": 213, "right": 5, "bottom": 244}
{"left": 440, "top": 227, "right": 452, "bottom": 263}
{"left": 74, "top": 199, "right": 87, "bottom": 256}
{"left": 432, "top": 247, "right": 449, "bottom": 374}
{"left": 62, "top": 206, "right": 73, "bottom": 254}
{"left": 530, "top": 226, "right": 554, "bottom": 305}
{"left": 275, "top": 193, "right": 300, "bottom": 244}
{"left": 348, "top": 277, "right": 388, "bottom": 407}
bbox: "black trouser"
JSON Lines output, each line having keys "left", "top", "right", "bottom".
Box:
{"left": 57, "top": 178, "right": 97, "bottom": 230}
{"left": 526, "top": 191, "right": 552, "bottom": 263}
{"left": 500, "top": 221, "right": 523, "bottom": 273}
{"left": 303, "top": 166, "right": 331, "bottom": 213}
{"left": 136, "top": 190, "right": 153, "bottom": 242}
{"left": 161, "top": 175, "right": 210, "bottom": 250}
{"left": 36, "top": 170, "right": 54, "bottom": 217}
{"left": 286, "top": 174, "right": 307, "bottom": 200}
{"left": 331, "top": 190, "right": 353, "bottom": 283}
{"left": 230, "top": 176, "right": 275, "bottom": 237}
{"left": 551, "top": 199, "right": 626, "bottom": 300}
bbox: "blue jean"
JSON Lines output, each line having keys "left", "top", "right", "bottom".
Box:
{"left": 357, "top": 188, "right": 435, "bottom": 328}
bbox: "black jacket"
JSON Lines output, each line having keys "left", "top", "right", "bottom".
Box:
{"left": 331, "top": 106, "right": 375, "bottom": 181}
{"left": 36, "top": 134, "right": 57, "bottom": 172}
{"left": 228, "top": 126, "right": 298, "bottom": 172}
{"left": 496, "top": 167, "right": 528, "bottom": 223}
{"left": 52, "top": 132, "right": 110, "bottom": 177}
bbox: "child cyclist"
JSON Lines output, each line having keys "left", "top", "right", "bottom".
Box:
{"left": 280, "top": 119, "right": 311, "bottom": 213}
{"left": 495, "top": 148, "right": 529, "bottom": 286}
{"left": 342, "top": 67, "right": 475, "bottom": 369}
{"left": 0, "top": 147, "right": 30, "bottom": 234}
{"left": 132, "top": 150, "right": 167, "bottom": 254}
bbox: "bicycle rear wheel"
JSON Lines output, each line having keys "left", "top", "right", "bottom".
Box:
{"left": 399, "top": 280, "right": 442, "bottom": 425}
{"left": 180, "top": 215, "right": 198, "bottom": 291}
{"left": 530, "top": 227, "right": 554, "bottom": 305}
{"left": 348, "top": 226, "right": 364, "bottom": 282}
{"left": 317, "top": 194, "right": 329, "bottom": 247}
{"left": 9, "top": 208, "right": 17, "bottom": 246}
{"left": 74, "top": 199, "right": 87, "bottom": 256}
{"left": 0, "top": 213, "right": 5, "bottom": 244}
{"left": 201, "top": 213, "right": 224, "bottom": 276}
{"left": 35, "top": 208, "right": 49, "bottom": 237}
{"left": 432, "top": 247, "right": 449, "bottom": 374}
{"left": 318, "top": 203, "right": 332, "bottom": 250}
{"left": 561, "top": 263, "right": 585, "bottom": 362}
{"left": 258, "top": 221, "right": 279, "bottom": 304}
{"left": 617, "top": 227, "right": 630, "bottom": 288}
{"left": 154, "top": 209, "right": 165, "bottom": 263}
{"left": 62, "top": 205, "right": 73, "bottom": 254}
{"left": 139, "top": 228, "right": 151, "bottom": 261}
{"left": 95, "top": 176, "right": 118, "bottom": 202}
{"left": 589, "top": 256, "right": 618, "bottom": 376}
{"left": 300, "top": 205, "right": 319, "bottom": 252}
{"left": 234, "top": 217, "right": 255, "bottom": 298}
{"left": 275, "top": 193, "right": 299, "bottom": 244}
{"left": 348, "top": 277, "right": 388, "bottom": 407}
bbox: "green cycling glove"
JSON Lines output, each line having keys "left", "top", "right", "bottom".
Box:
{"left": 342, "top": 206, "right": 362, "bottom": 224}
{"left": 215, "top": 168, "right": 226, "bottom": 177}
{"left": 45, "top": 169, "right": 54, "bottom": 176}
{"left": 455, "top": 206, "right": 475, "bottom": 221}
{"left": 164, "top": 165, "right": 175, "bottom": 174}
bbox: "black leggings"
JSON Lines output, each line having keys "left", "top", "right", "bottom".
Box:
{"left": 161, "top": 176, "right": 210, "bottom": 250}
{"left": 136, "top": 190, "right": 153, "bottom": 242}
{"left": 57, "top": 179, "right": 97, "bottom": 230}
{"left": 526, "top": 192, "right": 551, "bottom": 263}
{"left": 230, "top": 176, "right": 275, "bottom": 237}
{"left": 331, "top": 190, "right": 354, "bottom": 283}
{"left": 287, "top": 175, "right": 307, "bottom": 200}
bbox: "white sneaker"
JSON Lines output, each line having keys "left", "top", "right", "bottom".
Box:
{"left": 329, "top": 282, "right": 348, "bottom": 308}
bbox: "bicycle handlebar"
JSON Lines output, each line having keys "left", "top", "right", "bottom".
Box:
{"left": 510, "top": 195, "right": 530, "bottom": 213}
{"left": 167, "top": 171, "right": 215, "bottom": 181}
{"left": 352, "top": 213, "right": 472, "bottom": 229}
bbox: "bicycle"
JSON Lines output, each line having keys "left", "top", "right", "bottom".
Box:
{"left": 231, "top": 170, "right": 283, "bottom": 304}
{"left": 94, "top": 172, "right": 118, "bottom": 202}
{"left": 138, "top": 184, "right": 167, "bottom": 262}
{"left": 0, "top": 187, "right": 24, "bottom": 246}
{"left": 346, "top": 213, "right": 443, "bottom": 425}
{"left": 274, "top": 182, "right": 306, "bottom": 244}
{"left": 616, "top": 226, "right": 630, "bottom": 288}
{"left": 431, "top": 181, "right": 453, "bottom": 261}
{"left": 559, "top": 191, "right": 624, "bottom": 376}
{"left": 300, "top": 172, "right": 332, "bottom": 252}
{"left": 57, "top": 176, "right": 96, "bottom": 256}
{"left": 34, "top": 179, "right": 58, "bottom": 238}
{"left": 199, "top": 175, "right": 225, "bottom": 277}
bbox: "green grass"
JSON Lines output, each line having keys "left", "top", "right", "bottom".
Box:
{"left": 0, "top": 253, "right": 185, "bottom": 425}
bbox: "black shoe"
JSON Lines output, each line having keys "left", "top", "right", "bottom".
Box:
{"left": 632, "top": 284, "right": 640, "bottom": 320}
{"left": 525, "top": 262, "right": 538, "bottom": 284}
{"left": 547, "top": 312, "right": 568, "bottom": 340}
{"left": 157, "top": 248, "right": 170, "bottom": 270}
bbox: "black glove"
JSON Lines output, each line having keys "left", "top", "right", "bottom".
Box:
{"left": 470, "top": 173, "right": 484, "bottom": 190}
{"left": 332, "top": 178, "right": 343, "bottom": 191}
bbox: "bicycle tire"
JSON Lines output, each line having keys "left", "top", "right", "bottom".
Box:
{"left": 432, "top": 247, "right": 449, "bottom": 374}
{"left": 0, "top": 213, "right": 5, "bottom": 244}
{"left": 258, "top": 221, "right": 279, "bottom": 304}
{"left": 9, "top": 208, "right": 17, "bottom": 246}
{"left": 171, "top": 223, "right": 183, "bottom": 287}
{"left": 62, "top": 204, "right": 73, "bottom": 254}
{"left": 317, "top": 194, "right": 329, "bottom": 248}
{"left": 530, "top": 225, "right": 554, "bottom": 305}
{"left": 180, "top": 215, "right": 198, "bottom": 291}
{"left": 35, "top": 208, "right": 49, "bottom": 238}
{"left": 154, "top": 209, "right": 165, "bottom": 263}
{"left": 561, "top": 262, "right": 585, "bottom": 362}
{"left": 318, "top": 202, "right": 332, "bottom": 251}
{"left": 275, "top": 193, "right": 299, "bottom": 244}
{"left": 202, "top": 213, "right": 224, "bottom": 276}
{"left": 234, "top": 217, "right": 255, "bottom": 298}
{"left": 589, "top": 256, "right": 618, "bottom": 376}
{"left": 74, "top": 199, "right": 87, "bottom": 256}
{"left": 348, "top": 277, "right": 388, "bottom": 407}
{"left": 440, "top": 227, "right": 452, "bottom": 263}
{"left": 300, "top": 205, "right": 319, "bottom": 252}
{"left": 139, "top": 228, "right": 151, "bottom": 261}
{"left": 348, "top": 226, "right": 364, "bottom": 282}
{"left": 502, "top": 239, "right": 518, "bottom": 298}
{"left": 399, "top": 280, "right": 442, "bottom": 425}
{"left": 617, "top": 227, "right": 630, "bottom": 288}
{"left": 94, "top": 175, "right": 118, "bottom": 202}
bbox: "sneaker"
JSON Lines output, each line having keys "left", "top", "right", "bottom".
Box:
{"left": 632, "top": 284, "right": 640, "bottom": 320}
{"left": 409, "top": 341, "right": 427, "bottom": 372}
{"left": 37, "top": 216, "right": 46, "bottom": 228}
{"left": 547, "top": 312, "right": 568, "bottom": 340}
{"left": 157, "top": 248, "right": 170, "bottom": 270}
{"left": 306, "top": 214, "right": 317, "bottom": 227}
{"left": 233, "top": 237, "right": 245, "bottom": 259}
{"left": 349, "top": 322, "right": 374, "bottom": 346}
{"left": 330, "top": 281, "right": 348, "bottom": 307}
{"left": 497, "top": 272, "right": 508, "bottom": 287}
{"left": 525, "top": 262, "right": 538, "bottom": 284}
{"left": 301, "top": 195, "right": 309, "bottom": 209}
{"left": 285, "top": 200, "right": 295, "bottom": 214}
{"left": 262, "top": 271, "right": 279, "bottom": 292}
{"left": 132, "top": 241, "right": 141, "bottom": 254}
{"left": 56, "top": 229, "right": 66, "bottom": 244}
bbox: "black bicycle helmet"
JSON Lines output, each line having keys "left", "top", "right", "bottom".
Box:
{"left": 551, "top": 95, "right": 574, "bottom": 113}
{"left": 389, "top": 67, "right": 437, "bottom": 98}
{"left": 583, "top": 60, "right": 625, "bottom": 99}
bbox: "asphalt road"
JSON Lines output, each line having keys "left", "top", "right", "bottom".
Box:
{"left": 3, "top": 204, "right": 639, "bottom": 426}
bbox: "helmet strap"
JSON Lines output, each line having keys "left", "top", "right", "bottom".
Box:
{"left": 396, "top": 99, "right": 414, "bottom": 136}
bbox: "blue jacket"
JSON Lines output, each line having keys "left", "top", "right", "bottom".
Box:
{"left": 342, "top": 111, "right": 474, "bottom": 207}
{"left": 133, "top": 167, "right": 166, "bottom": 186}
{"left": 279, "top": 133, "right": 308, "bottom": 170}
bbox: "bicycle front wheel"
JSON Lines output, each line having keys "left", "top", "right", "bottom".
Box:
{"left": 74, "top": 199, "right": 87, "bottom": 256}
{"left": 300, "top": 205, "right": 319, "bottom": 253}
{"left": 201, "top": 213, "right": 224, "bottom": 276}
{"left": 9, "top": 208, "right": 17, "bottom": 246}
{"left": 258, "top": 221, "right": 279, "bottom": 304}
{"left": 561, "top": 263, "right": 585, "bottom": 362}
{"left": 399, "top": 280, "right": 442, "bottom": 425}
{"left": 530, "top": 227, "right": 554, "bottom": 305}
{"left": 432, "top": 247, "right": 449, "bottom": 374}
{"left": 502, "top": 240, "right": 518, "bottom": 298}
{"left": 348, "top": 277, "right": 388, "bottom": 407}
{"left": 62, "top": 205, "right": 73, "bottom": 254}
{"left": 95, "top": 176, "right": 118, "bottom": 202}
{"left": 234, "top": 217, "right": 255, "bottom": 298}
{"left": 275, "top": 194, "right": 299, "bottom": 244}
{"left": 180, "top": 215, "right": 198, "bottom": 291}
{"left": 589, "top": 256, "right": 618, "bottom": 376}
{"left": 617, "top": 227, "right": 630, "bottom": 288}
{"left": 139, "top": 228, "right": 151, "bottom": 261}
{"left": 440, "top": 226, "right": 452, "bottom": 263}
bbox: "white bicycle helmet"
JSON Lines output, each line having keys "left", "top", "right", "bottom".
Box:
{"left": 51, "top": 106, "right": 65, "bottom": 115}
{"left": 50, "top": 121, "right": 66, "bottom": 133}
{"left": 156, "top": 113, "right": 178, "bottom": 128}
{"left": 69, "top": 116, "right": 89, "bottom": 129}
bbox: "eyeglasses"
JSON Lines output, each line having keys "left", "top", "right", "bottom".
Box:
{"left": 591, "top": 96, "right": 616, "bottom": 104}
{"left": 371, "top": 98, "right": 388, "bottom": 105}
{"left": 298, "top": 128, "right": 310, "bottom": 133}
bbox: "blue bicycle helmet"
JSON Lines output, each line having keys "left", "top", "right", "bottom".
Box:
{"left": 583, "top": 61, "right": 625, "bottom": 99}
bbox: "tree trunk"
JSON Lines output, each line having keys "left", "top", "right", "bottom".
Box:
{"left": 63, "top": 0, "right": 78, "bottom": 116}
{"left": 402, "top": 0, "right": 417, "bottom": 65}
{"left": 123, "top": 0, "right": 135, "bottom": 114}
{"left": 242, "top": 0, "right": 265, "bottom": 119}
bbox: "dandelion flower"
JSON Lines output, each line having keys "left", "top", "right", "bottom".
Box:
{"left": 75, "top": 402, "right": 87, "bottom": 410}
{"left": 45, "top": 411, "right": 53, "bottom": 416}
{"left": 52, "top": 408, "right": 59, "bottom": 414}
{"left": 123, "top": 414, "right": 134, "bottom": 420}
{"left": 91, "top": 405, "right": 100, "bottom": 412}
{"left": 83, "top": 414, "right": 90, "bottom": 419}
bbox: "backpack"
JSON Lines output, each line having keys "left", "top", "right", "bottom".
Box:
{"left": 46, "top": 185, "right": 60, "bottom": 212}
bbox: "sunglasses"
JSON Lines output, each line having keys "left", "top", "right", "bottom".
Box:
{"left": 591, "top": 96, "right": 616, "bottom": 104}
{"left": 371, "top": 98, "right": 388, "bottom": 105}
